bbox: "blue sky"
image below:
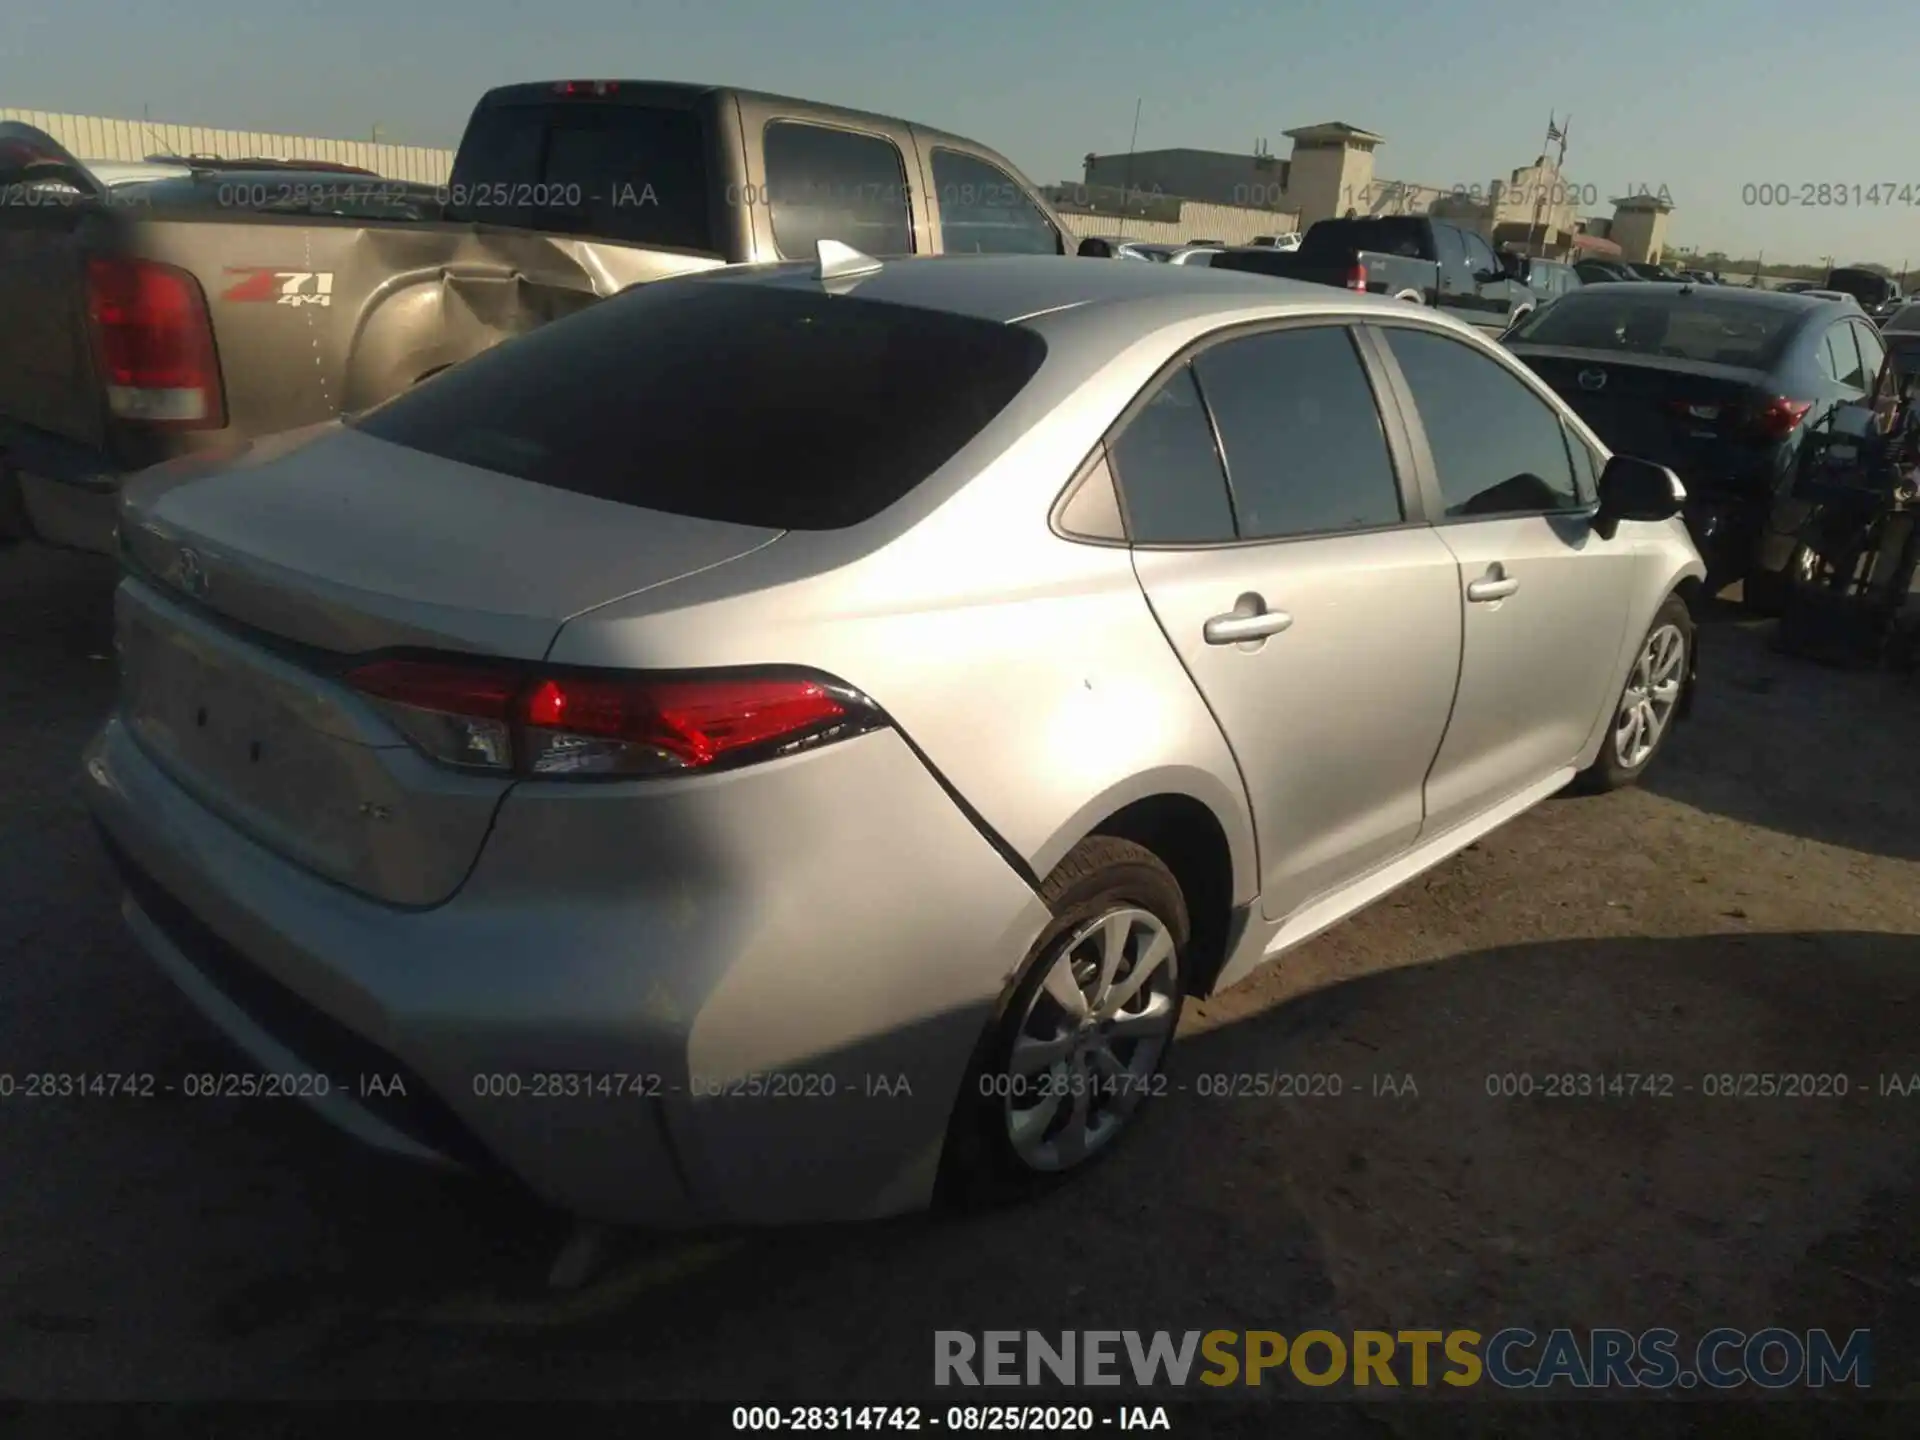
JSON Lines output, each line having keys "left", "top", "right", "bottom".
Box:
{"left": 3, "top": 0, "right": 1914, "bottom": 270}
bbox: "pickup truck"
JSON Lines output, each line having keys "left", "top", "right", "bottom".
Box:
{"left": 0, "top": 82, "right": 1074, "bottom": 553}
{"left": 1205, "top": 216, "right": 1538, "bottom": 333}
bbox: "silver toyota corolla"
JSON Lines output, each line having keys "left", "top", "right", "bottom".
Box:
{"left": 84, "top": 248, "right": 1705, "bottom": 1227}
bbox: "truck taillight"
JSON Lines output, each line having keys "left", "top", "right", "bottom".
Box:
{"left": 86, "top": 257, "right": 225, "bottom": 429}
{"left": 553, "top": 80, "right": 620, "bottom": 96}
{"left": 346, "top": 659, "right": 884, "bottom": 778}
{"left": 1346, "top": 262, "right": 1368, "bottom": 293}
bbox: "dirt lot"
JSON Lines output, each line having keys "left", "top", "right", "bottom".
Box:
{"left": 3, "top": 541, "right": 1919, "bottom": 1430}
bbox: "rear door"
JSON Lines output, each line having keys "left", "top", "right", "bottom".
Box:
{"left": 1115, "top": 321, "right": 1463, "bottom": 923}
{"left": 1371, "top": 321, "right": 1637, "bottom": 830}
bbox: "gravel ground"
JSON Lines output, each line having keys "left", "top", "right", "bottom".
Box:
{"left": 3, "top": 542, "right": 1919, "bottom": 1432}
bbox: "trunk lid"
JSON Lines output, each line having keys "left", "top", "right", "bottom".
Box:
{"left": 114, "top": 423, "right": 782, "bottom": 905}
{"left": 1510, "top": 345, "right": 1774, "bottom": 479}
{"left": 118, "top": 423, "right": 784, "bottom": 658}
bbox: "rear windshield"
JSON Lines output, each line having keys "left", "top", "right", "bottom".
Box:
{"left": 111, "top": 174, "right": 444, "bottom": 221}
{"left": 1506, "top": 291, "right": 1797, "bottom": 368}
{"left": 1299, "top": 219, "right": 1427, "bottom": 260}
{"left": 1825, "top": 268, "right": 1894, "bottom": 304}
{"left": 350, "top": 280, "right": 1049, "bottom": 530}
{"left": 444, "top": 101, "right": 713, "bottom": 251}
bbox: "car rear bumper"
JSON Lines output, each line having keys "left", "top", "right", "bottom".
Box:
{"left": 82, "top": 715, "right": 1049, "bottom": 1226}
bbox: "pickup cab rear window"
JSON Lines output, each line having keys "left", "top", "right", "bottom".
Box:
{"left": 1299, "top": 220, "right": 1427, "bottom": 260}
{"left": 350, "top": 279, "right": 1048, "bottom": 531}
{"left": 444, "top": 102, "right": 714, "bottom": 252}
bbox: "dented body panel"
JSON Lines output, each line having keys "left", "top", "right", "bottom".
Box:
{"left": 0, "top": 85, "right": 1070, "bottom": 553}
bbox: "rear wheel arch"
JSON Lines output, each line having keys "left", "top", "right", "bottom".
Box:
{"left": 1078, "top": 793, "right": 1238, "bottom": 1001}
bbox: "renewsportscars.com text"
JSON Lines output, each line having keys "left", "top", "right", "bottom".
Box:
{"left": 934, "top": 1328, "right": 1871, "bottom": 1390}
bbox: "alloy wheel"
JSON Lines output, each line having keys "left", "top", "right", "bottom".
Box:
{"left": 1003, "top": 907, "right": 1179, "bottom": 1172}
{"left": 1614, "top": 622, "right": 1686, "bottom": 769}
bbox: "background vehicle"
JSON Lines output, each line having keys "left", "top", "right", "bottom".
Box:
{"left": 1776, "top": 280, "right": 1818, "bottom": 294}
{"left": 1077, "top": 234, "right": 1165, "bottom": 261}
{"left": 1803, "top": 289, "right": 1865, "bottom": 309}
{"left": 85, "top": 254, "right": 1702, "bottom": 1227}
{"left": 1519, "top": 256, "right": 1584, "bottom": 302}
{"left": 1505, "top": 285, "right": 1904, "bottom": 609}
{"left": 1165, "top": 244, "right": 1221, "bottom": 266}
{"left": 1246, "top": 232, "right": 1302, "bottom": 251}
{"left": 1678, "top": 269, "right": 1722, "bottom": 285}
{"left": 1628, "top": 262, "right": 1686, "bottom": 282}
{"left": 1575, "top": 259, "right": 1644, "bottom": 284}
{"left": 1207, "top": 216, "right": 1536, "bottom": 331}
{"left": 1824, "top": 265, "right": 1904, "bottom": 324}
{"left": 0, "top": 84, "right": 1072, "bottom": 553}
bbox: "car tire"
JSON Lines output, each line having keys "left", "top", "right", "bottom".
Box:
{"left": 1574, "top": 594, "right": 1694, "bottom": 793}
{"left": 938, "top": 836, "right": 1189, "bottom": 1209}
{"left": 1741, "top": 563, "right": 1792, "bottom": 617}
{"left": 0, "top": 465, "right": 30, "bottom": 545}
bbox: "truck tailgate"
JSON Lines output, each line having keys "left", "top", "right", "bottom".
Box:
{"left": 0, "top": 213, "right": 104, "bottom": 449}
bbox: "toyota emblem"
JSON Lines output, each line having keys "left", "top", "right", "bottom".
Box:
{"left": 1577, "top": 367, "right": 1608, "bottom": 392}
{"left": 173, "top": 546, "right": 208, "bottom": 597}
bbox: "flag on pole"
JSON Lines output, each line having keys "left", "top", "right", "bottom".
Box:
{"left": 1546, "top": 117, "right": 1565, "bottom": 144}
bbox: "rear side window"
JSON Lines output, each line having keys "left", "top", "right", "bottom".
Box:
{"left": 1193, "top": 326, "right": 1403, "bottom": 539}
{"left": 445, "top": 102, "right": 714, "bottom": 251}
{"left": 764, "top": 122, "right": 913, "bottom": 258}
{"left": 1107, "top": 367, "right": 1237, "bottom": 544}
{"left": 351, "top": 281, "right": 1045, "bottom": 530}
{"left": 1824, "top": 324, "right": 1867, "bottom": 389}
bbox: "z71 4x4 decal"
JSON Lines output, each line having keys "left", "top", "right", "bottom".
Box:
{"left": 221, "top": 269, "right": 334, "bottom": 307}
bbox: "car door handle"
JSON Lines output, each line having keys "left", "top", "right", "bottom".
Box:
{"left": 1466, "top": 570, "right": 1520, "bottom": 603}
{"left": 1204, "top": 609, "right": 1294, "bottom": 644}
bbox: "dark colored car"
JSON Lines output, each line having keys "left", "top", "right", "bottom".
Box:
{"left": 1574, "top": 260, "right": 1643, "bottom": 285}
{"left": 1504, "top": 285, "right": 1907, "bottom": 608}
{"left": 1628, "top": 262, "right": 1686, "bottom": 282}
{"left": 1205, "top": 216, "right": 1538, "bottom": 332}
{"left": 1823, "top": 266, "right": 1905, "bottom": 325}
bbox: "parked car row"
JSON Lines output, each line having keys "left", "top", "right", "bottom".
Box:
{"left": 1502, "top": 281, "right": 1915, "bottom": 609}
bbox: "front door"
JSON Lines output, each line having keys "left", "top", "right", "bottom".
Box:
{"left": 1108, "top": 322, "right": 1463, "bottom": 923}
{"left": 1371, "top": 321, "right": 1639, "bottom": 832}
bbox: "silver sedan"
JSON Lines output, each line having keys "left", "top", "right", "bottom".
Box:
{"left": 85, "top": 249, "right": 1705, "bottom": 1226}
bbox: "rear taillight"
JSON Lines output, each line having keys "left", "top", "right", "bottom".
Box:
{"left": 345, "top": 659, "right": 881, "bottom": 779}
{"left": 552, "top": 80, "right": 620, "bottom": 95}
{"left": 1346, "top": 262, "right": 1368, "bottom": 293}
{"left": 86, "top": 257, "right": 225, "bottom": 429}
{"left": 1745, "top": 395, "right": 1814, "bottom": 441}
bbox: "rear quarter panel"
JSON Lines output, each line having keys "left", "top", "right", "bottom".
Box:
{"left": 544, "top": 315, "right": 1265, "bottom": 908}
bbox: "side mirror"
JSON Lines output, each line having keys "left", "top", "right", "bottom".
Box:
{"left": 1077, "top": 237, "right": 1115, "bottom": 259}
{"left": 1594, "top": 455, "right": 1686, "bottom": 538}
{"left": 1474, "top": 268, "right": 1503, "bottom": 286}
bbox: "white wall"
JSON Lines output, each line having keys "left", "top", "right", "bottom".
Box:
{"left": 1059, "top": 200, "right": 1302, "bottom": 247}
{"left": 1, "top": 109, "right": 455, "bottom": 184}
